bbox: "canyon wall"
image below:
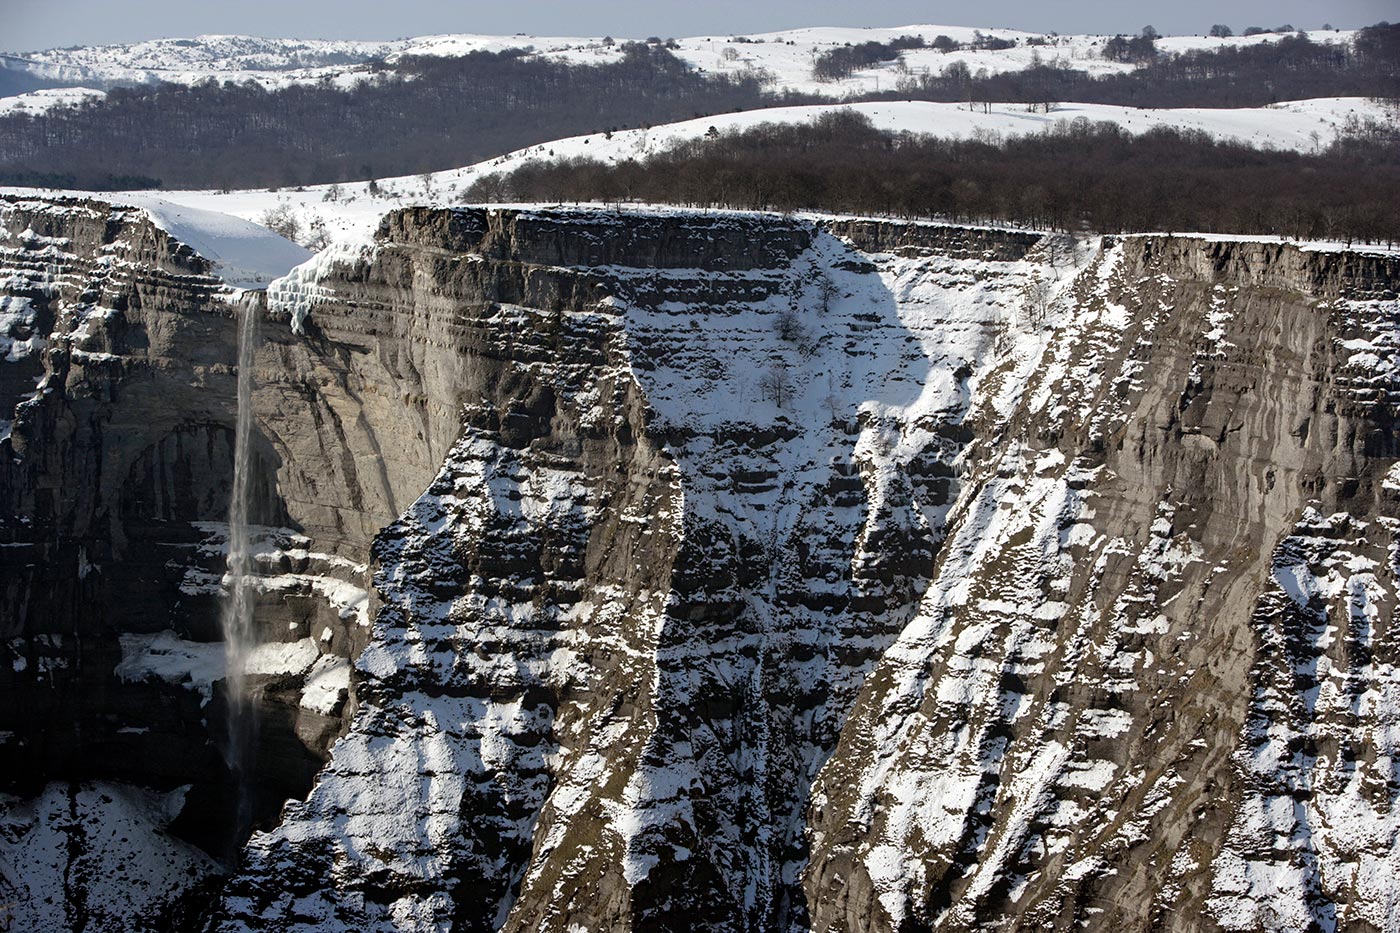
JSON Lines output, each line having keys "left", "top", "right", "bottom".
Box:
{"left": 1, "top": 197, "right": 1396, "bottom": 932}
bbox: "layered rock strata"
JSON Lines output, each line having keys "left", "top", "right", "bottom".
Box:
{"left": 2, "top": 197, "right": 1397, "bottom": 932}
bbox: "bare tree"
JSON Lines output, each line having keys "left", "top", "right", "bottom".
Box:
{"left": 814, "top": 269, "right": 839, "bottom": 313}
{"left": 1024, "top": 273, "right": 1053, "bottom": 327}
{"left": 993, "top": 318, "right": 1016, "bottom": 356}
{"left": 822, "top": 374, "right": 847, "bottom": 427}
{"left": 775, "top": 308, "right": 805, "bottom": 343}
{"left": 258, "top": 203, "right": 301, "bottom": 242}
{"left": 759, "top": 362, "right": 793, "bottom": 408}
{"left": 303, "top": 216, "right": 331, "bottom": 251}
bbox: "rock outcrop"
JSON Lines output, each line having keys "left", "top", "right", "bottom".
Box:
{"left": 1, "top": 197, "right": 1397, "bottom": 932}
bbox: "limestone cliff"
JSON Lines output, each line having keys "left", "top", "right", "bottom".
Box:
{"left": 1, "top": 197, "right": 1397, "bottom": 932}
{"left": 804, "top": 236, "right": 1400, "bottom": 933}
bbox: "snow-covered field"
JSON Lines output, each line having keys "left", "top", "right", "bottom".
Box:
{"left": 0, "top": 24, "right": 1357, "bottom": 106}
{"left": 668, "top": 26, "right": 1357, "bottom": 97}
{"left": 0, "top": 86, "right": 104, "bottom": 115}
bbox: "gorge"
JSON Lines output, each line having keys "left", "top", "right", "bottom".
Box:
{"left": 0, "top": 195, "right": 1397, "bottom": 932}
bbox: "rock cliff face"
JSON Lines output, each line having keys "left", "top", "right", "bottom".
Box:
{"left": 0, "top": 196, "right": 371, "bottom": 928}
{"left": 1, "top": 197, "right": 1397, "bottom": 932}
{"left": 803, "top": 236, "right": 1400, "bottom": 933}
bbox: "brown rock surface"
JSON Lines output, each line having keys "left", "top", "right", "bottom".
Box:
{"left": 2, "top": 199, "right": 1397, "bottom": 933}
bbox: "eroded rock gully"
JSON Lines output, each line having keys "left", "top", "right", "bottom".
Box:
{"left": 1, "top": 197, "right": 1397, "bottom": 932}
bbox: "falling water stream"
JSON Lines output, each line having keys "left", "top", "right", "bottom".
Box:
{"left": 220, "top": 294, "right": 260, "bottom": 848}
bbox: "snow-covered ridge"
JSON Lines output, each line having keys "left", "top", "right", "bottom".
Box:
{"left": 10, "top": 34, "right": 401, "bottom": 71}
{"left": 0, "top": 24, "right": 1359, "bottom": 102}
{"left": 0, "top": 782, "right": 219, "bottom": 933}
{"left": 0, "top": 34, "right": 403, "bottom": 93}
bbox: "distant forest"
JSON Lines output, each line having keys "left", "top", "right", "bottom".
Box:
{"left": 460, "top": 111, "right": 1400, "bottom": 246}
{"left": 0, "top": 24, "right": 1396, "bottom": 191}
{"left": 0, "top": 43, "right": 802, "bottom": 189}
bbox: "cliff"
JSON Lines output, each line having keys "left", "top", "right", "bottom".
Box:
{"left": 1, "top": 196, "right": 1397, "bottom": 932}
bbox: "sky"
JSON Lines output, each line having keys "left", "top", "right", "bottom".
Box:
{"left": 2, "top": 0, "right": 1393, "bottom": 51}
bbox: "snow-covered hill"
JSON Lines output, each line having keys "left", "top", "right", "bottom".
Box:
{"left": 666, "top": 25, "right": 1358, "bottom": 97}
{"left": 76, "top": 96, "right": 1387, "bottom": 250}
{"left": 0, "top": 35, "right": 399, "bottom": 91}
{"left": 0, "top": 24, "right": 1359, "bottom": 105}
{"left": 13, "top": 34, "right": 398, "bottom": 72}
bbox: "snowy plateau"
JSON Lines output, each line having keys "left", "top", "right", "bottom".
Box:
{"left": 0, "top": 25, "right": 1365, "bottom": 99}
{"left": 0, "top": 18, "right": 1398, "bottom": 933}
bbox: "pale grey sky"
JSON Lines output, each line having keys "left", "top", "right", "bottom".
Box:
{"left": 2, "top": 0, "right": 1393, "bottom": 52}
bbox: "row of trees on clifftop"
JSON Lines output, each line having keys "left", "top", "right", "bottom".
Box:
{"left": 462, "top": 110, "right": 1400, "bottom": 246}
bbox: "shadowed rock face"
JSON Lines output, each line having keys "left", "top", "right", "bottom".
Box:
{"left": 2, "top": 198, "right": 1398, "bottom": 933}
{"left": 0, "top": 197, "right": 358, "bottom": 877}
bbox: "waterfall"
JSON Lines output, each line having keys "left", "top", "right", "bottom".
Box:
{"left": 220, "top": 294, "right": 260, "bottom": 845}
